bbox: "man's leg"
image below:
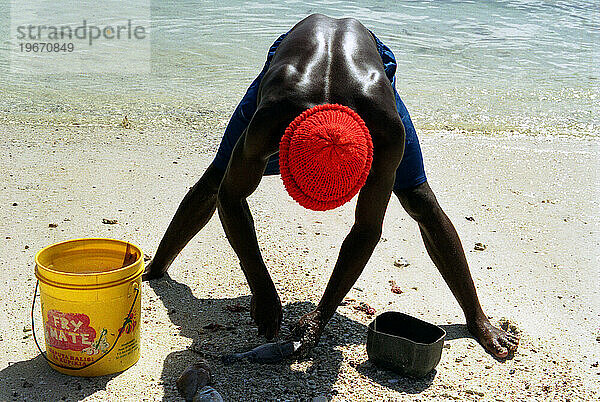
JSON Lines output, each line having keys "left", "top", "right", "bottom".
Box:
{"left": 394, "top": 182, "right": 519, "bottom": 358}
{"left": 144, "top": 81, "right": 258, "bottom": 281}
{"left": 373, "top": 32, "right": 518, "bottom": 357}
{"left": 144, "top": 33, "right": 289, "bottom": 280}
{"left": 143, "top": 163, "right": 224, "bottom": 280}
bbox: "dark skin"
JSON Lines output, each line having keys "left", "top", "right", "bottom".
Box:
{"left": 144, "top": 14, "right": 519, "bottom": 358}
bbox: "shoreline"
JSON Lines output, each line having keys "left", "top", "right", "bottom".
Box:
{"left": 2, "top": 112, "right": 598, "bottom": 140}
{"left": 0, "top": 123, "right": 598, "bottom": 400}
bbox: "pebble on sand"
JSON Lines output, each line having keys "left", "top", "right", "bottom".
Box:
{"left": 102, "top": 218, "right": 118, "bottom": 225}
{"left": 474, "top": 242, "right": 486, "bottom": 251}
{"left": 393, "top": 257, "right": 410, "bottom": 268}
{"left": 121, "top": 116, "right": 132, "bottom": 129}
{"left": 389, "top": 280, "right": 403, "bottom": 294}
{"left": 225, "top": 304, "right": 247, "bottom": 313}
{"left": 465, "top": 389, "right": 485, "bottom": 397}
{"left": 202, "top": 323, "right": 224, "bottom": 331}
{"left": 353, "top": 302, "right": 376, "bottom": 316}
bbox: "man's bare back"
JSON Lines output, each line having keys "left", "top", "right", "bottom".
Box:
{"left": 245, "top": 15, "right": 404, "bottom": 170}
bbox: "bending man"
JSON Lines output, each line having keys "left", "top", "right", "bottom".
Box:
{"left": 144, "top": 14, "right": 519, "bottom": 358}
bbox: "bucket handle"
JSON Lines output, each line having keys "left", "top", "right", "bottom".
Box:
{"left": 31, "top": 280, "right": 140, "bottom": 371}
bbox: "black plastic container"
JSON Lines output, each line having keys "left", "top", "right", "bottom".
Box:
{"left": 367, "top": 311, "right": 446, "bottom": 377}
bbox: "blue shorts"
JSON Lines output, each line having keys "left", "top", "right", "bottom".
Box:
{"left": 213, "top": 32, "right": 427, "bottom": 191}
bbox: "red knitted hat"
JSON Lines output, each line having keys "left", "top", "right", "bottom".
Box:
{"left": 279, "top": 104, "right": 373, "bottom": 211}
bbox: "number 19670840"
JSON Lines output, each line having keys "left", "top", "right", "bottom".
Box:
{"left": 19, "top": 42, "right": 74, "bottom": 52}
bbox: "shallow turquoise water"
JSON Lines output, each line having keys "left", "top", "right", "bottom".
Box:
{"left": 1, "top": 0, "right": 598, "bottom": 136}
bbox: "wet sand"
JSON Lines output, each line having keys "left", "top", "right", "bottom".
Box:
{"left": 0, "top": 121, "right": 598, "bottom": 401}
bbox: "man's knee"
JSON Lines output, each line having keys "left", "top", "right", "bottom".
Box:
{"left": 195, "top": 163, "right": 225, "bottom": 194}
{"left": 394, "top": 182, "right": 442, "bottom": 223}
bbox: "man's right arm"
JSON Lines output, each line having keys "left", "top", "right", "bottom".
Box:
{"left": 217, "top": 134, "right": 270, "bottom": 287}
{"left": 217, "top": 125, "right": 282, "bottom": 339}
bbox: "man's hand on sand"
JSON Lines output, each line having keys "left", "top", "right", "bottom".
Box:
{"left": 468, "top": 317, "right": 519, "bottom": 358}
{"left": 291, "top": 309, "right": 326, "bottom": 358}
{"left": 250, "top": 291, "right": 282, "bottom": 340}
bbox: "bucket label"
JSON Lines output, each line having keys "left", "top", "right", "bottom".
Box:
{"left": 45, "top": 310, "right": 96, "bottom": 352}
{"left": 119, "top": 312, "right": 137, "bottom": 335}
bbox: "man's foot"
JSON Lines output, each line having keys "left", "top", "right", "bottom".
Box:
{"left": 467, "top": 317, "right": 519, "bottom": 358}
{"left": 250, "top": 291, "right": 282, "bottom": 340}
{"left": 292, "top": 310, "right": 326, "bottom": 357}
{"left": 141, "top": 260, "right": 167, "bottom": 281}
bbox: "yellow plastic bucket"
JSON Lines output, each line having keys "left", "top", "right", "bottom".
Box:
{"left": 33, "top": 238, "right": 143, "bottom": 377}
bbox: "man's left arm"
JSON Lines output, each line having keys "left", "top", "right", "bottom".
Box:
{"left": 293, "top": 134, "right": 404, "bottom": 351}
{"left": 317, "top": 164, "right": 397, "bottom": 321}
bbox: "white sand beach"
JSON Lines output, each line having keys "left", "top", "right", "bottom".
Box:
{"left": 0, "top": 122, "right": 598, "bottom": 401}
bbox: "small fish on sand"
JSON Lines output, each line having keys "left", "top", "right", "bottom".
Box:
{"left": 221, "top": 341, "right": 299, "bottom": 365}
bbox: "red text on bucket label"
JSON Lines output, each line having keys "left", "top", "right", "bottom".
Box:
{"left": 45, "top": 310, "right": 97, "bottom": 351}
{"left": 119, "top": 312, "right": 137, "bottom": 335}
{"left": 48, "top": 348, "right": 95, "bottom": 367}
